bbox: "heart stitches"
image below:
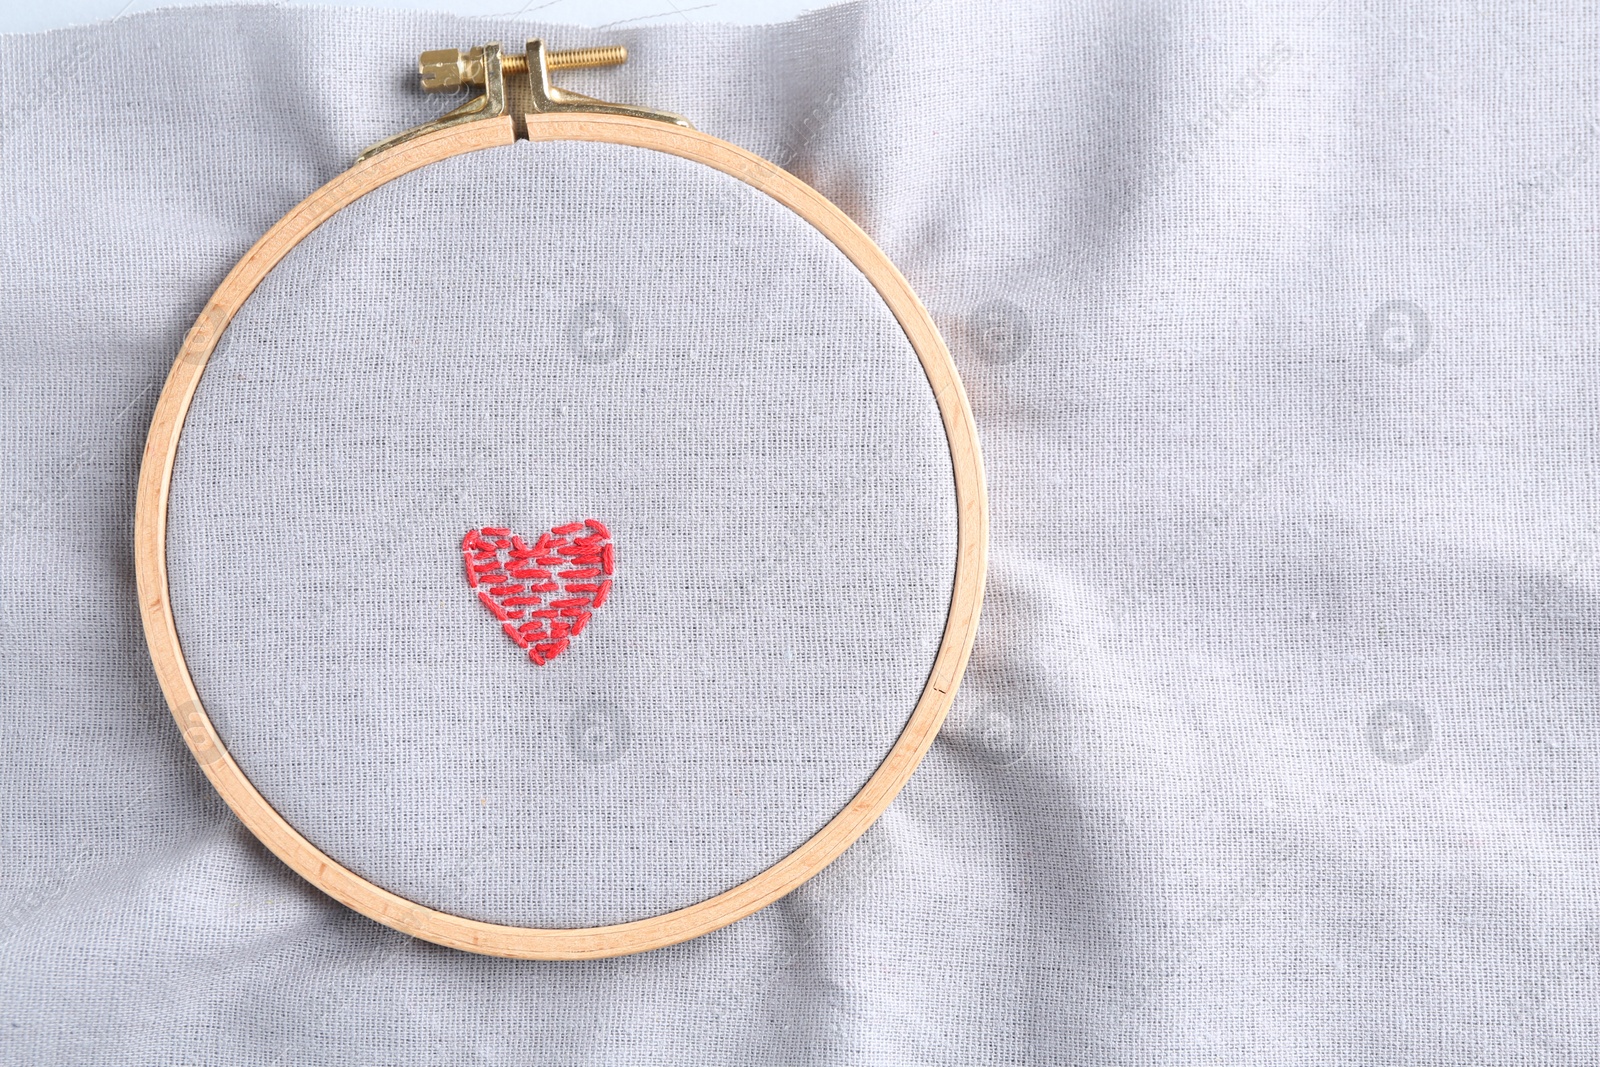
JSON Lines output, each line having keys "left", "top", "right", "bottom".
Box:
{"left": 462, "top": 519, "right": 613, "bottom": 666}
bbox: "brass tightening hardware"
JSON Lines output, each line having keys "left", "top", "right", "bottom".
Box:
{"left": 359, "top": 39, "right": 689, "bottom": 163}
{"left": 419, "top": 45, "right": 628, "bottom": 92}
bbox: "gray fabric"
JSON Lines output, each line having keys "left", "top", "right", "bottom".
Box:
{"left": 164, "top": 139, "right": 956, "bottom": 928}
{"left": 2, "top": 1, "right": 1599, "bottom": 1064}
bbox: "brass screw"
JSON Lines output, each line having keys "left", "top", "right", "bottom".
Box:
{"left": 524, "top": 45, "right": 628, "bottom": 73}
{"left": 418, "top": 45, "right": 628, "bottom": 92}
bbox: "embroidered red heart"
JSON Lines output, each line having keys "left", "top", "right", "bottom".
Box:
{"left": 462, "top": 519, "right": 613, "bottom": 666}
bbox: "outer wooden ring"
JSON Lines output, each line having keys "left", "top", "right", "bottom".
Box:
{"left": 134, "top": 113, "right": 988, "bottom": 959}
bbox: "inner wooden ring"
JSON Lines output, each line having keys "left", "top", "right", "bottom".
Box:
{"left": 134, "top": 112, "right": 988, "bottom": 959}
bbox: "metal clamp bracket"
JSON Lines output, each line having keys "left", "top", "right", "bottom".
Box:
{"left": 358, "top": 39, "right": 691, "bottom": 162}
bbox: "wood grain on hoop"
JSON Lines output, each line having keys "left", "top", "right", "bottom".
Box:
{"left": 134, "top": 112, "right": 988, "bottom": 959}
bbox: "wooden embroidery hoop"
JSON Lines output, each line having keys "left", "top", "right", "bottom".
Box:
{"left": 133, "top": 42, "right": 988, "bottom": 960}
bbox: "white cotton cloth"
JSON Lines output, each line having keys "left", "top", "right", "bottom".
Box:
{"left": 1, "top": 2, "right": 1598, "bottom": 1063}
{"left": 165, "top": 138, "right": 956, "bottom": 928}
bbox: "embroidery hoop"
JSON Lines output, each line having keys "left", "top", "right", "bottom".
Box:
{"left": 133, "top": 41, "right": 988, "bottom": 960}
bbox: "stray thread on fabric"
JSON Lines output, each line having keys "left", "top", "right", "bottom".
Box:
{"left": 462, "top": 519, "right": 613, "bottom": 665}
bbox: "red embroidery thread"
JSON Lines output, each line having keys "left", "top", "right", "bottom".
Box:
{"left": 463, "top": 519, "right": 611, "bottom": 666}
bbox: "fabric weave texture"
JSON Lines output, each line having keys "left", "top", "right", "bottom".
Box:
{"left": 1, "top": 2, "right": 1598, "bottom": 1064}
{"left": 164, "top": 138, "right": 957, "bottom": 929}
